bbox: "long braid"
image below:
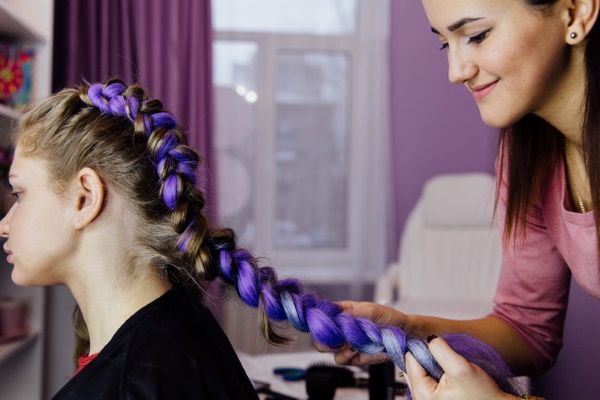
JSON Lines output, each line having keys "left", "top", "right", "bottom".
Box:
{"left": 83, "top": 79, "right": 522, "bottom": 397}
{"left": 211, "top": 241, "right": 520, "bottom": 396}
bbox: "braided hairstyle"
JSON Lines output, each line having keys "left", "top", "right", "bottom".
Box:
{"left": 16, "top": 79, "right": 521, "bottom": 398}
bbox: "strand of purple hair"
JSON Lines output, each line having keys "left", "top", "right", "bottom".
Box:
{"left": 218, "top": 248, "right": 521, "bottom": 397}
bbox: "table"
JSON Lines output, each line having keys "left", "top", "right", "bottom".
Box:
{"left": 238, "top": 351, "right": 406, "bottom": 400}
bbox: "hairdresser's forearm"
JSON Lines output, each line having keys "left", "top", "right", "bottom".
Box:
{"left": 405, "top": 314, "right": 535, "bottom": 375}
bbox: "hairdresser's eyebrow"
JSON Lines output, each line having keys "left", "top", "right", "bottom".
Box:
{"left": 431, "top": 17, "right": 484, "bottom": 34}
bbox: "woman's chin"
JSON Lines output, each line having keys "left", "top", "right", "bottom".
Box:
{"left": 11, "top": 269, "right": 37, "bottom": 287}
{"left": 478, "top": 106, "right": 526, "bottom": 129}
{"left": 479, "top": 112, "right": 514, "bottom": 129}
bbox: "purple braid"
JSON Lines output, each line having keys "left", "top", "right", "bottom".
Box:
{"left": 87, "top": 81, "right": 198, "bottom": 252}
{"left": 217, "top": 246, "right": 522, "bottom": 397}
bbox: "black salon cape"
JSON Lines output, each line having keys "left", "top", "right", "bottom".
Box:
{"left": 52, "top": 288, "right": 259, "bottom": 399}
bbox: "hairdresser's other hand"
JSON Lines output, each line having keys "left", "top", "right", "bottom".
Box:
{"left": 406, "top": 337, "right": 518, "bottom": 400}
{"left": 316, "top": 301, "right": 409, "bottom": 366}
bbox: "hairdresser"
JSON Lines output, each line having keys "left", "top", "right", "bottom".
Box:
{"left": 332, "top": 0, "right": 600, "bottom": 398}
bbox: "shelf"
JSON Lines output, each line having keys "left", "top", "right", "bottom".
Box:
{"left": 0, "top": 2, "right": 44, "bottom": 42}
{"left": 0, "top": 103, "right": 23, "bottom": 120}
{"left": 0, "top": 1, "right": 49, "bottom": 399}
{"left": 0, "top": 331, "right": 38, "bottom": 367}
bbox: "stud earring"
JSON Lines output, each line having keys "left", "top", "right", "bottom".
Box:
{"left": 570, "top": 32, "right": 578, "bottom": 39}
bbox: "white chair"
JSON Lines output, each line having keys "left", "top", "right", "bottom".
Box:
{"left": 375, "top": 172, "right": 501, "bottom": 320}
{"left": 374, "top": 172, "right": 531, "bottom": 391}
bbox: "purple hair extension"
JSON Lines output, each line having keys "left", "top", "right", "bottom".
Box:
{"left": 218, "top": 247, "right": 523, "bottom": 397}
{"left": 87, "top": 81, "right": 199, "bottom": 247}
{"left": 86, "top": 80, "right": 522, "bottom": 398}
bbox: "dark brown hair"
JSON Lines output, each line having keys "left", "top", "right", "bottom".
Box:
{"left": 499, "top": 0, "right": 600, "bottom": 245}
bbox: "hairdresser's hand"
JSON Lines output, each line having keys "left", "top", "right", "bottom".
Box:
{"left": 406, "top": 337, "right": 518, "bottom": 400}
{"left": 315, "top": 301, "right": 409, "bottom": 366}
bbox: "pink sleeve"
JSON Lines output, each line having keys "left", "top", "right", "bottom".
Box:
{"left": 489, "top": 168, "right": 570, "bottom": 374}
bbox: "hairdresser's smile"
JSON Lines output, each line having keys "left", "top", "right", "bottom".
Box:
{"left": 469, "top": 79, "right": 499, "bottom": 101}
{"left": 423, "top": 0, "right": 573, "bottom": 129}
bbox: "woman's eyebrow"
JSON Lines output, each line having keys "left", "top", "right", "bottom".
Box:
{"left": 431, "top": 17, "right": 484, "bottom": 34}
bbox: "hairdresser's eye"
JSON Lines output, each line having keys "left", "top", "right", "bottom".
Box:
{"left": 467, "top": 29, "right": 492, "bottom": 45}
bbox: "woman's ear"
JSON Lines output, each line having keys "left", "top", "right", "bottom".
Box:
{"left": 72, "top": 167, "right": 105, "bottom": 229}
{"left": 566, "top": 0, "right": 599, "bottom": 44}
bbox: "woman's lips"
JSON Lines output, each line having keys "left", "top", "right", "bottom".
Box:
{"left": 470, "top": 80, "right": 498, "bottom": 100}
{"left": 4, "top": 247, "right": 12, "bottom": 263}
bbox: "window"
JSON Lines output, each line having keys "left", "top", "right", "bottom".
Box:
{"left": 214, "top": 0, "right": 358, "bottom": 35}
{"left": 212, "top": 0, "right": 389, "bottom": 286}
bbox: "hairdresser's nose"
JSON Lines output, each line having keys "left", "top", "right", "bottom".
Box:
{"left": 0, "top": 204, "right": 14, "bottom": 238}
{"left": 447, "top": 47, "right": 478, "bottom": 85}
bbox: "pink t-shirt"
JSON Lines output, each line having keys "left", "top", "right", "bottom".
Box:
{"left": 490, "top": 159, "right": 600, "bottom": 373}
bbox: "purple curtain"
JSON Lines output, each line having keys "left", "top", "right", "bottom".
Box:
{"left": 52, "top": 0, "right": 215, "bottom": 210}
{"left": 52, "top": 0, "right": 221, "bottom": 321}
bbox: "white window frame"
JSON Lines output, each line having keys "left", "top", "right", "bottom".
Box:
{"left": 213, "top": 0, "right": 390, "bottom": 291}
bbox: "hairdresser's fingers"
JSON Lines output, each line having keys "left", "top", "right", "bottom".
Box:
{"left": 313, "top": 341, "right": 388, "bottom": 366}
{"left": 332, "top": 344, "right": 359, "bottom": 364}
{"left": 314, "top": 301, "right": 383, "bottom": 354}
{"left": 405, "top": 351, "right": 438, "bottom": 399}
{"left": 332, "top": 344, "right": 390, "bottom": 366}
{"left": 338, "top": 301, "right": 408, "bottom": 327}
{"left": 426, "top": 337, "right": 472, "bottom": 378}
{"left": 426, "top": 337, "right": 508, "bottom": 400}
{"left": 317, "top": 301, "right": 407, "bottom": 366}
{"left": 314, "top": 342, "right": 331, "bottom": 353}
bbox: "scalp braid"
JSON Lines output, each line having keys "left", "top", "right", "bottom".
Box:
{"left": 84, "top": 79, "right": 215, "bottom": 280}
{"left": 73, "top": 79, "right": 520, "bottom": 397}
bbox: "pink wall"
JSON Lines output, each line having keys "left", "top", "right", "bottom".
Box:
{"left": 390, "top": 2, "right": 600, "bottom": 398}
{"left": 389, "top": 1, "right": 496, "bottom": 245}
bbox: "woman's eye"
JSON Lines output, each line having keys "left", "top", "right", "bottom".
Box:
{"left": 439, "top": 42, "right": 449, "bottom": 51}
{"left": 467, "top": 29, "right": 492, "bottom": 45}
{"left": 11, "top": 192, "right": 20, "bottom": 202}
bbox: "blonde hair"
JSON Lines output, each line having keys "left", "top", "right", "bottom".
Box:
{"left": 15, "top": 79, "right": 264, "bottom": 359}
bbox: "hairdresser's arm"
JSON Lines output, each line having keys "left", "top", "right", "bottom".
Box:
{"left": 405, "top": 336, "right": 521, "bottom": 400}
{"left": 333, "top": 301, "right": 535, "bottom": 375}
{"left": 407, "top": 314, "right": 533, "bottom": 374}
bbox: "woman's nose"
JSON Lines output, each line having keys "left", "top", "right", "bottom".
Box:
{"left": 447, "top": 48, "right": 478, "bottom": 85}
{"left": 0, "top": 205, "right": 14, "bottom": 238}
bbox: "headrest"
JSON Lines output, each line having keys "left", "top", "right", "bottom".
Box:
{"left": 422, "top": 173, "right": 496, "bottom": 228}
